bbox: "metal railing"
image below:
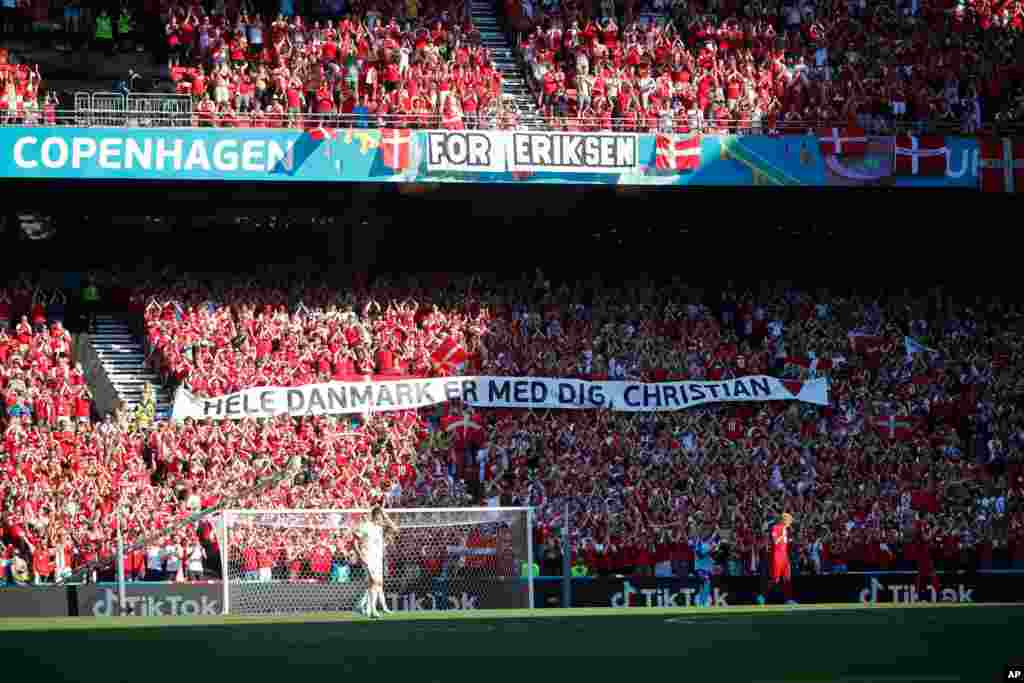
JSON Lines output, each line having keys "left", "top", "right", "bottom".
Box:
{"left": 67, "top": 91, "right": 195, "bottom": 128}
{"left": 4, "top": 106, "right": 1022, "bottom": 136}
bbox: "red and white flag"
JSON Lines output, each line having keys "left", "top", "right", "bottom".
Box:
{"left": 308, "top": 126, "right": 337, "bottom": 142}
{"left": 869, "top": 415, "right": 921, "bottom": 441}
{"left": 893, "top": 135, "right": 947, "bottom": 176}
{"left": 432, "top": 337, "right": 469, "bottom": 373}
{"left": 442, "top": 412, "right": 485, "bottom": 448}
{"left": 817, "top": 127, "right": 867, "bottom": 156}
{"left": 978, "top": 137, "right": 1024, "bottom": 193}
{"left": 655, "top": 132, "right": 701, "bottom": 171}
{"left": 380, "top": 128, "right": 413, "bottom": 171}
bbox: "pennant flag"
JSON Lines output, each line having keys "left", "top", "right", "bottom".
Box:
{"left": 308, "top": 126, "right": 337, "bottom": 142}
{"left": 781, "top": 380, "right": 804, "bottom": 397}
{"left": 904, "top": 336, "right": 936, "bottom": 358}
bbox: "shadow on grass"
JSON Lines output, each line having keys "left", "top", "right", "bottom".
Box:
{"left": 3, "top": 606, "right": 1021, "bottom": 682}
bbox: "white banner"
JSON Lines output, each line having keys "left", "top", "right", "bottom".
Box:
{"left": 508, "top": 132, "right": 639, "bottom": 173}
{"left": 423, "top": 130, "right": 639, "bottom": 174}
{"left": 172, "top": 375, "right": 828, "bottom": 422}
{"left": 425, "top": 130, "right": 507, "bottom": 172}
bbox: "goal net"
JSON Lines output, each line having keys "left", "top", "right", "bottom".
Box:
{"left": 220, "top": 508, "right": 534, "bottom": 615}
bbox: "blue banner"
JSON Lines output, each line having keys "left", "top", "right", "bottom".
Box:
{"left": 0, "top": 126, "right": 982, "bottom": 188}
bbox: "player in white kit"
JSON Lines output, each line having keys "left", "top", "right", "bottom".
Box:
{"left": 355, "top": 506, "right": 398, "bottom": 618}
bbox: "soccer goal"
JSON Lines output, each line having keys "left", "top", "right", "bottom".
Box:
{"left": 219, "top": 508, "right": 535, "bottom": 615}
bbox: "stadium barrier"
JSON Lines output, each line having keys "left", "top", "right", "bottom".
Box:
{"left": 66, "top": 92, "right": 195, "bottom": 128}
{"left": 2, "top": 571, "right": 1022, "bottom": 618}
{"left": 0, "top": 127, "right": 995, "bottom": 188}
{"left": 73, "top": 577, "right": 524, "bottom": 616}
{"left": 76, "top": 583, "right": 223, "bottom": 617}
{"left": 3, "top": 110, "right": 1022, "bottom": 136}
{"left": 0, "top": 586, "right": 73, "bottom": 618}
{"left": 532, "top": 571, "right": 1024, "bottom": 608}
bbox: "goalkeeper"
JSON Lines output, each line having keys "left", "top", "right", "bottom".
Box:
{"left": 354, "top": 506, "right": 399, "bottom": 618}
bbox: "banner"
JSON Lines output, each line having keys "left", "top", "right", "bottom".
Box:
{"left": 77, "top": 583, "right": 222, "bottom": 617}
{"left": 533, "top": 571, "right": 1024, "bottom": 608}
{"left": 507, "top": 132, "right": 639, "bottom": 173}
{"left": 0, "top": 586, "right": 70, "bottom": 617}
{"left": 225, "top": 577, "right": 525, "bottom": 612}
{"left": 425, "top": 130, "right": 639, "bottom": 174}
{"left": 0, "top": 126, "right": 983, "bottom": 187}
{"left": 426, "top": 130, "right": 507, "bottom": 172}
{"left": 171, "top": 375, "right": 829, "bottom": 421}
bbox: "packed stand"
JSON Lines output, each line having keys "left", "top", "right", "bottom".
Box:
{"left": 162, "top": 2, "right": 519, "bottom": 130}
{"left": 0, "top": 49, "right": 55, "bottom": 126}
{"left": 0, "top": 280, "right": 92, "bottom": 584}
{"left": 2, "top": 271, "right": 1023, "bottom": 585}
{"left": 508, "top": 0, "right": 1024, "bottom": 133}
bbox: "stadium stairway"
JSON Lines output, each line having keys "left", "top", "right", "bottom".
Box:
{"left": 89, "top": 315, "right": 173, "bottom": 418}
{"left": 471, "top": 0, "right": 542, "bottom": 127}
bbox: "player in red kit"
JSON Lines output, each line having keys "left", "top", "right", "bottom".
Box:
{"left": 910, "top": 522, "right": 940, "bottom": 597}
{"left": 758, "top": 512, "right": 797, "bottom": 605}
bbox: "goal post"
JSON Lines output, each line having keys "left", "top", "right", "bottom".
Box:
{"left": 220, "top": 507, "right": 534, "bottom": 615}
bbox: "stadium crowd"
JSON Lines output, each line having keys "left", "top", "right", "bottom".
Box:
{"left": 4, "top": 0, "right": 1022, "bottom": 130}
{"left": 0, "top": 51, "right": 55, "bottom": 126}
{"left": 156, "top": 0, "right": 1024, "bottom": 132}
{"left": 509, "top": 0, "right": 1024, "bottom": 132}
{"left": 1, "top": 271, "right": 1022, "bottom": 585}
{"left": 162, "top": 3, "right": 517, "bottom": 130}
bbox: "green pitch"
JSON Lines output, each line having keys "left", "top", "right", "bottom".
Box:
{"left": 1, "top": 604, "right": 1020, "bottom": 682}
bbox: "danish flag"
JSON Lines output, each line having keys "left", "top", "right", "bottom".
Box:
{"left": 380, "top": 128, "right": 412, "bottom": 171}
{"left": 978, "top": 137, "right": 1024, "bottom": 193}
{"left": 442, "top": 412, "right": 485, "bottom": 448}
{"left": 655, "top": 132, "right": 701, "bottom": 171}
{"left": 432, "top": 337, "right": 469, "bottom": 372}
{"left": 869, "top": 415, "right": 920, "bottom": 441}
{"left": 817, "top": 127, "right": 867, "bottom": 156}
{"left": 893, "top": 135, "right": 948, "bottom": 176}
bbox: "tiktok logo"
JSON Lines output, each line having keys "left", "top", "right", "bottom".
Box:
{"left": 611, "top": 581, "right": 729, "bottom": 608}
{"left": 388, "top": 592, "right": 480, "bottom": 611}
{"left": 858, "top": 578, "right": 974, "bottom": 604}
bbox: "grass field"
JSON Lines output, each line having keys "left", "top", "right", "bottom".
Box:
{"left": 2, "top": 604, "right": 1021, "bottom": 682}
